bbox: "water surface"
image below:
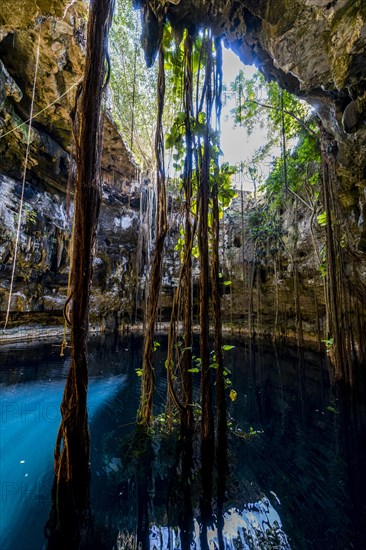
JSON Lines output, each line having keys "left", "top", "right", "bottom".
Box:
{"left": 0, "top": 334, "right": 365, "bottom": 549}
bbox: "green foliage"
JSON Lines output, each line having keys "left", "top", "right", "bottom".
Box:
{"left": 229, "top": 420, "right": 264, "bottom": 439}
{"left": 166, "top": 105, "right": 237, "bottom": 258}
{"left": 263, "top": 130, "right": 321, "bottom": 206}
{"left": 231, "top": 68, "right": 321, "bottom": 208}
{"left": 317, "top": 211, "right": 327, "bottom": 226}
{"left": 110, "top": 0, "right": 157, "bottom": 167}
{"left": 24, "top": 206, "right": 37, "bottom": 225}
{"left": 15, "top": 204, "right": 38, "bottom": 228}
{"left": 247, "top": 203, "right": 284, "bottom": 261}
{"left": 187, "top": 355, "right": 202, "bottom": 373}
{"left": 322, "top": 337, "right": 334, "bottom": 350}
{"left": 319, "top": 245, "right": 327, "bottom": 277}
{"left": 231, "top": 70, "right": 311, "bottom": 141}
{"left": 110, "top": 2, "right": 181, "bottom": 168}
{"left": 212, "top": 162, "right": 238, "bottom": 209}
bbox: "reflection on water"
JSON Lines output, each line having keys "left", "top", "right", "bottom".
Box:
{"left": 144, "top": 502, "right": 291, "bottom": 550}
{"left": 0, "top": 337, "right": 128, "bottom": 549}
{"left": 1, "top": 334, "right": 366, "bottom": 549}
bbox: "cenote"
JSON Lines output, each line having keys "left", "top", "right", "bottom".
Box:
{"left": 1, "top": 334, "right": 366, "bottom": 549}
{"left": 1, "top": 0, "right": 366, "bottom": 548}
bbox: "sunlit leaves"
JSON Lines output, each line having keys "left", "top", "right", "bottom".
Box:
{"left": 110, "top": 6, "right": 184, "bottom": 168}
{"left": 231, "top": 69, "right": 311, "bottom": 141}
{"left": 229, "top": 389, "right": 237, "bottom": 402}
{"left": 317, "top": 211, "right": 327, "bottom": 226}
{"left": 230, "top": 67, "right": 320, "bottom": 209}
{"left": 222, "top": 344, "right": 235, "bottom": 351}
{"left": 110, "top": 0, "right": 158, "bottom": 167}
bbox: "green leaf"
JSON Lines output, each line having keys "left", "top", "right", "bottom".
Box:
{"left": 229, "top": 389, "right": 237, "bottom": 402}
{"left": 223, "top": 280, "right": 232, "bottom": 286}
{"left": 317, "top": 212, "right": 327, "bottom": 227}
{"left": 321, "top": 337, "right": 334, "bottom": 349}
{"left": 222, "top": 344, "right": 235, "bottom": 351}
{"left": 192, "top": 245, "right": 199, "bottom": 258}
{"left": 319, "top": 262, "right": 327, "bottom": 277}
{"left": 326, "top": 405, "right": 339, "bottom": 414}
{"left": 198, "top": 111, "right": 206, "bottom": 124}
{"left": 188, "top": 367, "right": 200, "bottom": 373}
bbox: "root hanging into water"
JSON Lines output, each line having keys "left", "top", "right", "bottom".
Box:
{"left": 47, "top": 1, "right": 114, "bottom": 546}
{"left": 139, "top": 40, "right": 168, "bottom": 427}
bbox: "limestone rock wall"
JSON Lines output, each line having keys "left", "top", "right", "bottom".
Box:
{"left": 0, "top": 172, "right": 143, "bottom": 329}
{"left": 218, "top": 192, "right": 328, "bottom": 343}
{"left": 0, "top": 0, "right": 141, "bottom": 331}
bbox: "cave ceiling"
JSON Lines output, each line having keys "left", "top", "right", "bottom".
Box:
{"left": 0, "top": 0, "right": 365, "bottom": 189}
{"left": 136, "top": 0, "right": 366, "bottom": 127}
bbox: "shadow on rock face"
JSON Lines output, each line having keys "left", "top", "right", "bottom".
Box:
{"left": 342, "top": 94, "right": 366, "bottom": 134}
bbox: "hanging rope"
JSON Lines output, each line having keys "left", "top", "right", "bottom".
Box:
{"left": 0, "top": 77, "right": 83, "bottom": 142}
{"left": 3, "top": 24, "right": 42, "bottom": 330}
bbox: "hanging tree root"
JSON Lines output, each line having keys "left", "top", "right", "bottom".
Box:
{"left": 139, "top": 37, "right": 168, "bottom": 427}
{"left": 47, "top": 0, "right": 114, "bottom": 547}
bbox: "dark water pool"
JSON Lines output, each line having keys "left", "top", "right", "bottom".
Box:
{"left": 0, "top": 333, "right": 365, "bottom": 549}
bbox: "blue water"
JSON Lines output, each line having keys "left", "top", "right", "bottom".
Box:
{"left": 0, "top": 339, "right": 128, "bottom": 549}
{"left": 1, "top": 334, "right": 366, "bottom": 549}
